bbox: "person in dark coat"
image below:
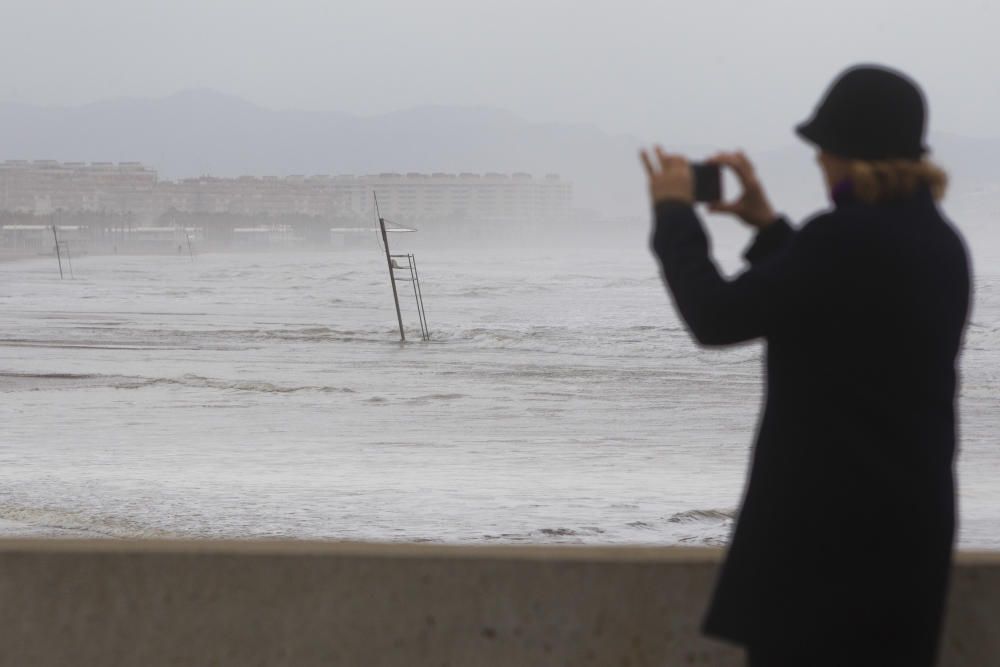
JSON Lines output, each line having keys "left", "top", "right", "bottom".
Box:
{"left": 641, "top": 65, "right": 971, "bottom": 666}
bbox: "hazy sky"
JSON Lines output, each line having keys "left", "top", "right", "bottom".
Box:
{"left": 2, "top": 0, "right": 998, "bottom": 148}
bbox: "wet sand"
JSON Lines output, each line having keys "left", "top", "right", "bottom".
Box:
{"left": 0, "top": 518, "right": 103, "bottom": 538}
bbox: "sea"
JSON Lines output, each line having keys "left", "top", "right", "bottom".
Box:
{"left": 1, "top": 235, "right": 998, "bottom": 548}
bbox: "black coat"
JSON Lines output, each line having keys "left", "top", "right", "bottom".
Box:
{"left": 651, "top": 188, "right": 970, "bottom": 663}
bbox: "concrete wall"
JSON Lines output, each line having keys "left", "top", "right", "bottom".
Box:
{"left": 0, "top": 540, "right": 995, "bottom": 666}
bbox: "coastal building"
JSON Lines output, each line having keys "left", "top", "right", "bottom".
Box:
{"left": 334, "top": 172, "right": 572, "bottom": 224}
{"left": 0, "top": 160, "right": 158, "bottom": 215}
{"left": 0, "top": 224, "right": 89, "bottom": 253}
{"left": 0, "top": 160, "right": 573, "bottom": 248}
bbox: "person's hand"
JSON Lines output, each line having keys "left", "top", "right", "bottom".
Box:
{"left": 706, "top": 151, "right": 777, "bottom": 229}
{"left": 640, "top": 146, "right": 693, "bottom": 206}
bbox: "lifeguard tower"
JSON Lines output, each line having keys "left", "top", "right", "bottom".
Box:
{"left": 374, "top": 194, "right": 429, "bottom": 342}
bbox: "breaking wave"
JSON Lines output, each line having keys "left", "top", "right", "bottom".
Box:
{"left": 667, "top": 508, "right": 735, "bottom": 523}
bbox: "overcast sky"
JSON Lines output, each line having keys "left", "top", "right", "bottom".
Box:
{"left": 1, "top": 0, "right": 998, "bottom": 149}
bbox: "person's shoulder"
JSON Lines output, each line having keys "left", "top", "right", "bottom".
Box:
{"left": 795, "top": 206, "right": 871, "bottom": 244}
{"left": 801, "top": 201, "right": 881, "bottom": 229}
{"left": 786, "top": 205, "right": 884, "bottom": 267}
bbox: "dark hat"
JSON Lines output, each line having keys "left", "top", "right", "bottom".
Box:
{"left": 796, "top": 65, "right": 928, "bottom": 160}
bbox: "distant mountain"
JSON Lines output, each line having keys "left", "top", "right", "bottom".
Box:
{"left": 1, "top": 90, "right": 998, "bottom": 224}
{"left": 0, "top": 90, "right": 665, "bottom": 218}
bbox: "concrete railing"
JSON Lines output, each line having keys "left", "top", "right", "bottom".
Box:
{"left": 0, "top": 540, "right": 995, "bottom": 666}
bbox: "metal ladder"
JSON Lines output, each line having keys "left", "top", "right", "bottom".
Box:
{"left": 51, "top": 225, "right": 74, "bottom": 279}
{"left": 390, "top": 254, "right": 430, "bottom": 341}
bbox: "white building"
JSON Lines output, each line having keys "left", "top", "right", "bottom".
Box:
{"left": 0, "top": 161, "right": 574, "bottom": 245}
{"left": 332, "top": 172, "right": 572, "bottom": 225}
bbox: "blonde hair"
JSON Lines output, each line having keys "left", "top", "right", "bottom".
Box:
{"left": 847, "top": 158, "right": 948, "bottom": 204}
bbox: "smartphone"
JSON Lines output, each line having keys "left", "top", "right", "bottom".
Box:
{"left": 691, "top": 162, "right": 722, "bottom": 203}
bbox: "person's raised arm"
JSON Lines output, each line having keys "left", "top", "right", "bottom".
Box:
{"left": 641, "top": 148, "right": 836, "bottom": 346}
{"left": 705, "top": 151, "right": 794, "bottom": 266}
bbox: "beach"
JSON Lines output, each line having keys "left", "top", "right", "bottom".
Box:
{"left": 1, "top": 245, "right": 998, "bottom": 547}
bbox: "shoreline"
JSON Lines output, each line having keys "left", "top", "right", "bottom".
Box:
{"left": 0, "top": 517, "right": 105, "bottom": 539}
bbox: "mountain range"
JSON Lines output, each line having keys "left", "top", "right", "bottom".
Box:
{"left": 1, "top": 89, "right": 998, "bottom": 223}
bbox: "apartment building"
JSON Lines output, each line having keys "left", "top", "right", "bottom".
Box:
{"left": 0, "top": 160, "right": 157, "bottom": 215}
{"left": 0, "top": 161, "right": 573, "bottom": 246}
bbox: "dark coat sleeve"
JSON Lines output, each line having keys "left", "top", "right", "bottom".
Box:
{"left": 742, "top": 215, "right": 794, "bottom": 266}
{"left": 650, "top": 201, "right": 845, "bottom": 346}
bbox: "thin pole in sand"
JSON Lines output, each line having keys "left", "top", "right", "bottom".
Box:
{"left": 375, "top": 193, "right": 406, "bottom": 342}
{"left": 51, "top": 225, "right": 64, "bottom": 279}
{"left": 64, "top": 240, "right": 74, "bottom": 279}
